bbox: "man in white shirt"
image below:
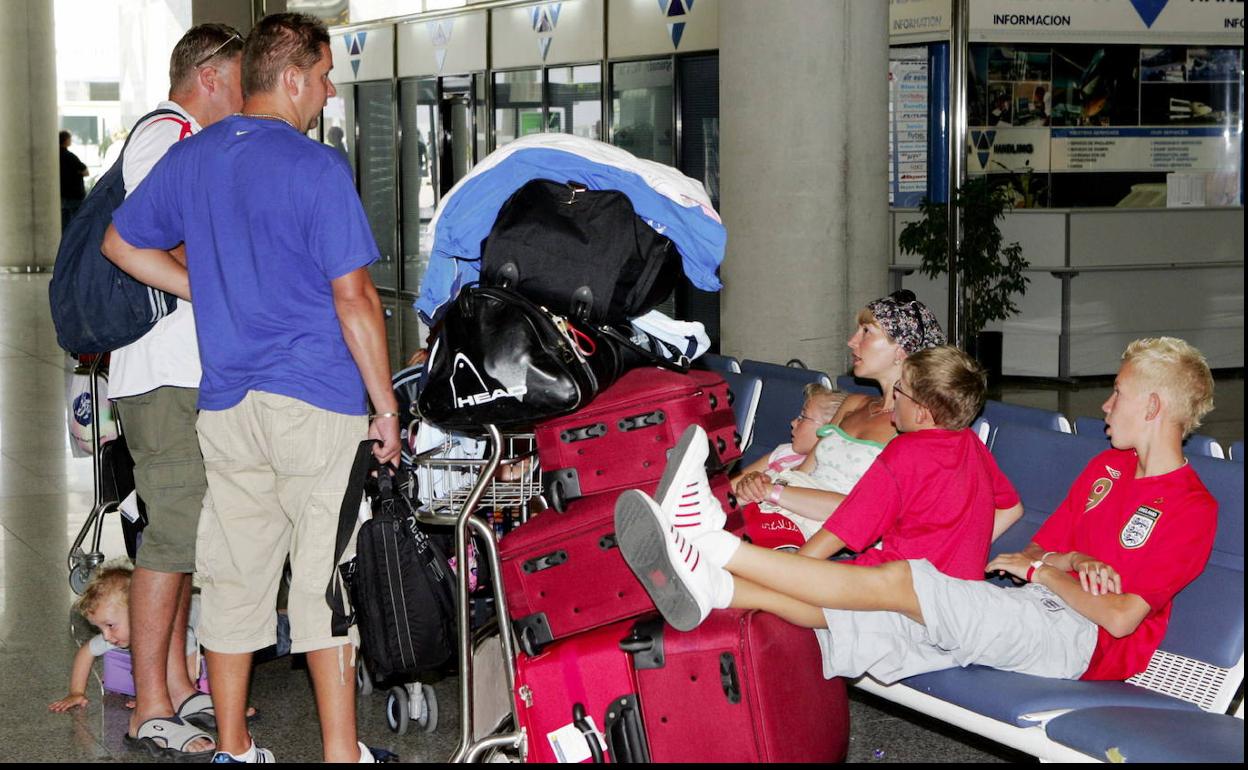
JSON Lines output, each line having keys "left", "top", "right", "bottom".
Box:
{"left": 107, "top": 24, "right": 243, "bottom": 760}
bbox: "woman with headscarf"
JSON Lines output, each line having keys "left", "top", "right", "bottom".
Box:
{"left": 736, "top": 290, "right": 947, "bottom": 547}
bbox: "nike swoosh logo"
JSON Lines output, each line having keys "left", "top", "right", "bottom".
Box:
{"left": 235, "top": 130, "right": 249, "bottom": 136}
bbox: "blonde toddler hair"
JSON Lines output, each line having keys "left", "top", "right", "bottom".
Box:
{"left": 74, "top": 564, "right": 133, "bottom": 618}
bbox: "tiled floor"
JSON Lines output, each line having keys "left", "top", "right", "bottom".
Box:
{"left": 0, "top": 274, "right": 1239, "bottom": 762}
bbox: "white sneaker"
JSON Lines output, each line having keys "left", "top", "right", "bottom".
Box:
{"left": 615, "top": 489, "right": 733, "bottom": 631}
{"left": 655, "top": 424, "right": 726, "bottom": 537}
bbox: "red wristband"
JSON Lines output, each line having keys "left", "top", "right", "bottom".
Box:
{"left": 1025, "top": 560, "right": 1044, "bottom": 582}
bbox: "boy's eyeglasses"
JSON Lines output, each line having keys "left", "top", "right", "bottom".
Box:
{"left": 195, "top": 33, "right": 242, "bottom": 68}
{"left": 892, "top": 382, "right": 923, "bottom": 407}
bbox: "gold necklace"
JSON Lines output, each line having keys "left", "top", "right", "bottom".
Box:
{"left": 235, "top": 112, "right": 298, "bottom": 131}
{"left": 867, "top": 398, "right": 894, "bottom": 417}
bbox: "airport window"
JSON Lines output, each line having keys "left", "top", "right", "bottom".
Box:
{"left": 610, "top": 59, "right": 675, "bottom": 166}
{"left": 357, "top": 80, "right": 398, "bottom": 291}
{"left": 323, "top": 90, "right": 357, "bottom": 182}
{"left": 400, "top": 77, "right": 438, "bottom": 294}
{"left": 547, "top": 65, "right": 603, "bottom": 140}
{"left": 493, "top": 69, "right": 544, "bottom": 149}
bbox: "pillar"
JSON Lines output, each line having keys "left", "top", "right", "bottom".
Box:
{"left": 717, "top": 0, "right": 890, "bottom": 373}
{"left": 0, "top": 1, "right": 60, "bottom": 269}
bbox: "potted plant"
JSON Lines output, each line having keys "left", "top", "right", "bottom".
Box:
{"left": 897, "top": 175, "right": 1030, "bottom": 377}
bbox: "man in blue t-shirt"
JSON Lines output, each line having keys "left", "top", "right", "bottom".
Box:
{"left": 103, "top": 13, "right": 399, "bottom": 764}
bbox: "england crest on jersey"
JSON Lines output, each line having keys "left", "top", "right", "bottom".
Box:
{"left": 1120, "top": 505, "right": 1162, "bottom": 549}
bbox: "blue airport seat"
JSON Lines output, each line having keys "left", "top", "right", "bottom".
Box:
{"left": 719, "top": 371, "right": 762, "bottom": 458}
{"left": 1045, "top": 707, "right": 1244, "bottom": 763}
{"left": 980, "top": 400, "right": 1072, "bottom": 433}
{"left": 739, "top": 377, "right": 808, "bottom": 469}
{"left": 1076, "top": 417, "right": 1225, "bottom": 458}
{"left": 971, "top": 417, "right": 994, "bottom": 448}
{"left": 987, "top": 424, "right": 1106, "bottom": 558}
{"left": 739, "top": 359, "right": 832, "bottom": 389}
{"left": 834, "top": 374, "right": 881, "bottom": 396}
{"left": 1073, "top": 416, "right": 1106, "bottom": 438}
{"left": 1184, "top": 434, "right": 1224, "bottom": 459}
{"left": 895, "top": 446, "right": 1244, "bottom": 730}
{"left": 1231, "top": 441, "right": 1243, "bottom": 462}
{"left": 699, "top": 353, "right": 740, "bottom": 375}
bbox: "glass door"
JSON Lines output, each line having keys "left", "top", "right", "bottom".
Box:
{"left": 357, "top": 80, "right": 398, "bottom": 291}
{"left": 547, "top": 64, "right": 603, "bottom": 139}
{"left": 400, "top": 77, "right": 438, "bottom": 294}
{"left": 439, "top": 75, "right": 476, "bottom": 197}
{"left": 494, "top": 69, "right": 544, "bottom": 149}
{"left": 610, "top": 59, "right": 675, "bottom": 165}
{"left": 322, "top": 86, "right": 356, "bottom": 179}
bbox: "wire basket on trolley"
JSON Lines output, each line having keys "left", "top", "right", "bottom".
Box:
{"left": 408, "top": 431, "right": 542, "bottom": 534}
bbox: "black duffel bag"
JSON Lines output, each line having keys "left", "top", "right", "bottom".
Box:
{"left": 480, "top": 179, "right": 681, "bottom": 326}
{"left": 416, "top": 286, "right": 598, "bottom": 432}
{"left": 417, "top": 286, "right": 686, "bottom": 433}
{"left": 327, "top": 442, "right": 457, "bottom": 681}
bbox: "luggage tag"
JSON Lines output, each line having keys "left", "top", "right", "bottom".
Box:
{"left": 547, "top": 715, "right": 606, "bottom": 764}
{"left": 119, "top": 490, "right": 142, "bottom": 523}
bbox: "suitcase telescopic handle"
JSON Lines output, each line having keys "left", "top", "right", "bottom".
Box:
{"left": 572, "top": 703, "right": 605, "bottom": 763}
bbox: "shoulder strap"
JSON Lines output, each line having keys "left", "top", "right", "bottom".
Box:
{"left": 595, "top": 323, "right": 689, "bottom": 373}
{"left": 326, "top": 440, "right": 379, "bottom": 636}
{"left": 121, "top": 108, "right": 192, "bottom": 156}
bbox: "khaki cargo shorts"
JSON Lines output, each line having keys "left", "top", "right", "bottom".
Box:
{"left": 113, "top": 387, "right": 207, "bottom": 573}
{"left": 194, "top": 391, "right": 367, "bottom": 655}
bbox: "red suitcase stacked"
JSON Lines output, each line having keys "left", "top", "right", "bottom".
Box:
{"left": 536, "top": 368, "right": 741, "bottom": 511}
{"left": 501, "top": 368, "right": 849, "bottom": 762}
{"left": 500, "top": 474, "right": 740, "bottom": 655}
{"left": 512, "top": 611, "right": 848, "bottom": 763}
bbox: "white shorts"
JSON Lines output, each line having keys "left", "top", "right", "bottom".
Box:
{"left": 813, "top": 559, "right": 1097, "bottom": 684}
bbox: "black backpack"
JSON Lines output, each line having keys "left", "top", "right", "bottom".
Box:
{"left": 480, "top": 179, "right": 680, "bottom": 326}
{"left": 327, "top": 443, "right": 457, "bottom": 681}
{"left": 48, "top": 109, "right": 186, "bottom": 354}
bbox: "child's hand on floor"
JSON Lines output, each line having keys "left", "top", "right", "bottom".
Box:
{"left": 48, "top": 693, "right": 89, "bottom": 712}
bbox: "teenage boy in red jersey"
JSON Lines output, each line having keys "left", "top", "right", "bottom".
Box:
{"left": 616, "top": 337, "right": 1217, "bottom": 683}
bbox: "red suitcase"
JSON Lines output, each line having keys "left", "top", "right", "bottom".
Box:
{"left": 625, "top": 609, "right": 849, "bottom": 763}
{"left": 513, "top": 619, "right": 650, "bottom": 763}
{"left": 501, "top": 474, "right": 742, "bottom": 656}
{"left": 536, "top": 368, "right": 741, "bottom": 511}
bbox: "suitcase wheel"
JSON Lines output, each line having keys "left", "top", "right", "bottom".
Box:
{"left": 418, "top": 683, "right": 438, "bottom": 733}
{"left": 386, "top": 686, "right": 410, "bottom": 735}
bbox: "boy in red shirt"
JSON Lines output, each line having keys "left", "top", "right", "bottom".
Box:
{"left": 619, "top": 337, "right": 1217, "bottom": 682}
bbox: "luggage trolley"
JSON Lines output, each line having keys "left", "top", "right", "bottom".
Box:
{"left": 407, "top": 425, "right": 540, "bottom": 756}
{"left": 67, "top": 355, "right": 138, "bottom": 594}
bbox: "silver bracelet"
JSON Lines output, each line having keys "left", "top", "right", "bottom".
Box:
{"left": 370, "top": 411, "right": 400, "bottom": 420}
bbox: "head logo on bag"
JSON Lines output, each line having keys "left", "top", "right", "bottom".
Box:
{"left": 450, "top": 352, "right": 527, "bottom": 409}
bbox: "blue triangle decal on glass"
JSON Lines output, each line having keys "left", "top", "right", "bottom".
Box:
{"left": 1128, "top": 0, "right": 1168, "bottom": 28}
{"left": 970, "top": 130, "right": 982, "bottom": 149}
{"left": 668, "top": 0, "right": 686, "bottom": 17}
{"left": 977, "top": 151, "right": 990, "bottom": 168}
{"left": 358, "top": 30, "right": 367, "bottom": 50}
{"left": 668, "top": 22, "right": 685, "bottom": 48}
{"left": 658, "top": 0, "right": 668, "bottom": 13}
{"left": 538, "top": 36, "right": 553, "bottom": 61}
{"left": 435, "top": 48, "right": 448, "bottom": 73}
{"left": 351, "top": 59, "right": 361, "bottom": 76}
{"left": 348, "top": 34, "right": 360, "bottom": 55}
{"left": 985, "top": 130, "right": 996, "bottom": 147}
{"left": 685, "top": 0, "right": 694, "bottom": 9}
{"left": 549, "top": 3, "right": 562, "bottom": 27}
{"left": 530, "top": 7, "right": 540, "bottom": 29}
